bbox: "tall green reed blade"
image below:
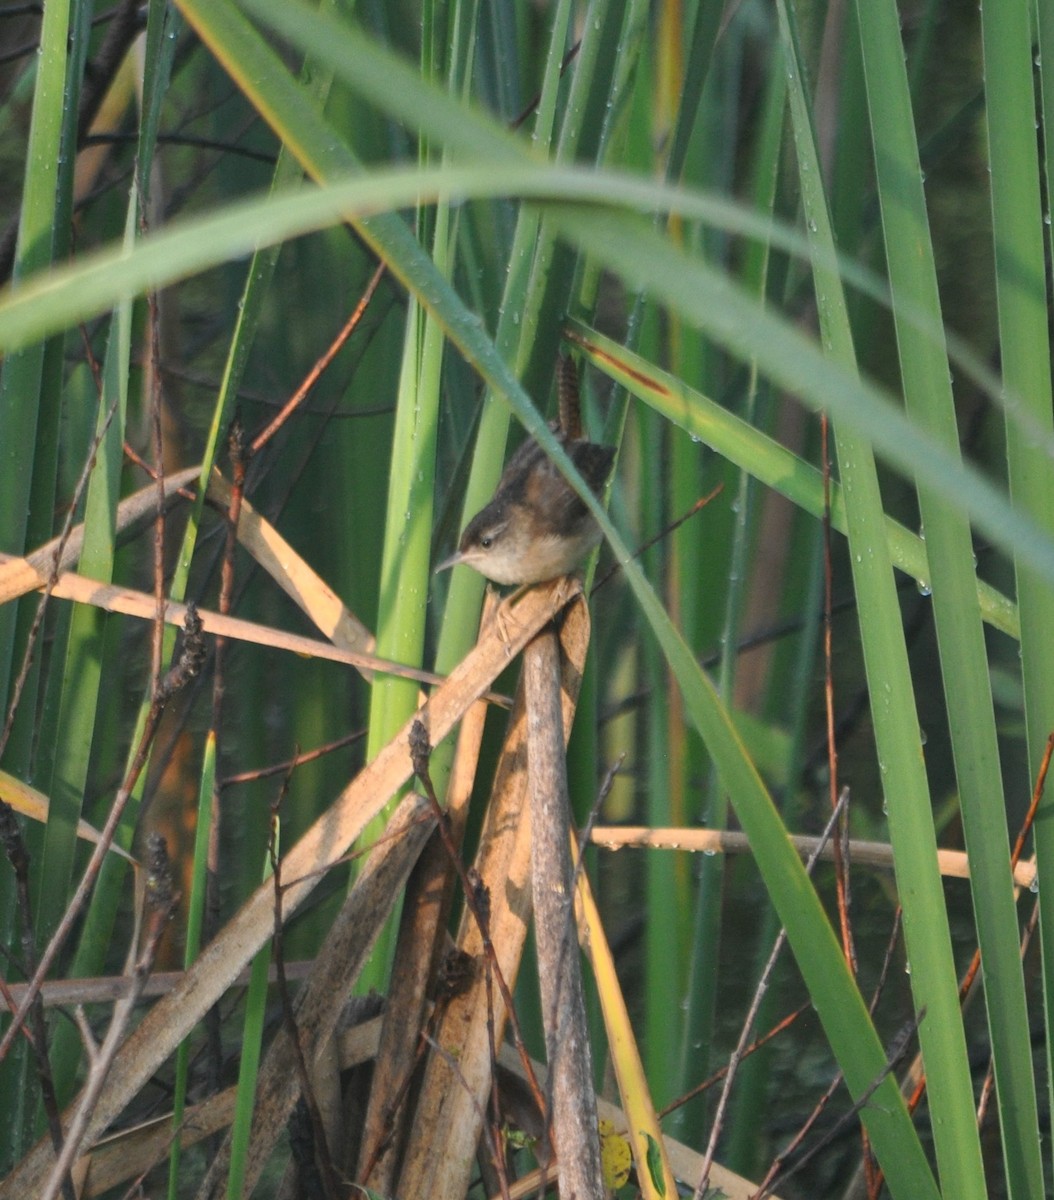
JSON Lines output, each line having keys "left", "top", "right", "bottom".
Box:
{"left": 359, "top": 0, "right": 471, "bottom": 985}
{"left": 1036, "top": 1, "right": 1054, "bottom": 1164}
{"left": 569, "top": 323, "right": 1019, "bottom": 640}
{"left": 0, "top": 0, "right": 72, "bottom": 601}
{"left": 0, "top": 0, "right": 77, "bottom": 1167}
{"left": 50, "top": 0, "right": 182, "bottom": 1086}
{"left": 777, "top": 0, "right": 985, "bottom": 1193}
{"left": 644, "top": 1, "right": 713, "bottom": 1101}
{"left": 22, "top": 0, "right": 104, "bottom": 917}
{"left": 33, "top": 196, "right": 133, "bottom": 947}
{"left": 1041, "top": 5, "right": 1054, "bottom": 280}
{"left": 856, "top": 0, "right": 1043, "bottom": 1193}
{"left": 0, "top": 0, "right": 80, "bottom": 777}
{"left": 39, "top": 200, "right": 136, "bottom": 1112}
{"left": 980, "top": 0, "right": 1054, "bottom": 1161}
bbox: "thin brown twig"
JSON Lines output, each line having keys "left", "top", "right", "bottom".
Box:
{"left": 820, "top": 412, "right": 855, "bottom": 971}
{"left": 870, "top": 905, "right": 904, "bottom": 1022}
{"left": 758, "top": 1067, "right": 843, "bottom": 1200}
{"left": 77, "top": 322, "right": 106, "bottom": 398}
{"left": 859, "top": 908, "right": 906, "bottom": 1196}
{"left": 1009, "top": 731, "right": 1054, "bottom": 869}
{"left": 660, "top": 1004, "right": 809, "bottom": 1120}
{"left": 954, "top": 733, "right": 1052, "bottom": 1007}
{"left": 144, "top": 285, "right": 166, "bottom": 694}
{"left": 591, "top": 485, "right": 723, "bottom": 595}
{"left": 819, "top": 410, "right": 869, "bottom": 1189}
{"left": 573, "top": 754, "right": 625, "bottom": 865}
{"left": 509, "top": 39, "right": 582, "bottom": 130}
{"left": 120, "top": 441, "right": 196, "bottom": 502}
{"left": 250, "top": 261, "right": 387, "bottom": 456}
{"left": 754, "top": 1012, "right": 922, "bottom": 1200}
{"left": 147, "top": 359, "right": 396, "bottom": 417}
{"left": 220, "top": 726, "right": 368, "bottom": 788}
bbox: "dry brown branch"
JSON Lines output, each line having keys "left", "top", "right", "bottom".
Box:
{"left": 0, "top": 463, "right": 504, "bottom": 700}
{"left": 0, "top": 560, "right": 510, "bottom": 701}
{"left": 0, "top": 960, "right": 314, "bottom": 1012}
{"left": 524, "top": 626, "right": 603, "bottom": 1200}
{"left": 588, "top": 825, "right": 1038, "bottom": 889}
{"left": 205, "top": 468, "right": 375, "bottom": 658}
{"left": 0, "top": 460, "right": 373, "bottom": 659}
{"left": 0, "top": 769, "right": 139, "bottom": 866}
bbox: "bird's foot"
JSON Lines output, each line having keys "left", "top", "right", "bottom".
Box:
{"left": 494, "top": 584, "right": 529, "bottom": 652}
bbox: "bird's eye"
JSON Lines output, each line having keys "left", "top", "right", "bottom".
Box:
{"left": 480, "top": 535, "right": 493, "bottom": 549}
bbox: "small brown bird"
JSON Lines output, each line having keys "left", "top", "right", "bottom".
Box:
{"left": 435, "top": 360, "right": 615, "bottom": 586}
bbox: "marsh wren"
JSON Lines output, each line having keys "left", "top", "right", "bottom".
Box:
{"left": 435, "top": 359, "right": 615, "bottom": 586}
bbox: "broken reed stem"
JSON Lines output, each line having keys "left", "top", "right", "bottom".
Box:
{"left": 524, "top": 626, "right": 603, "bottom": 1200}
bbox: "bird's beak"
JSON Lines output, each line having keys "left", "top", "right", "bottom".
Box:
{"left": 433, "top": 549, "right": 466, "bottom": 575}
